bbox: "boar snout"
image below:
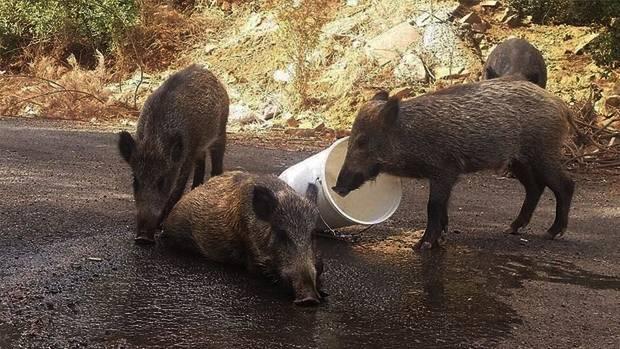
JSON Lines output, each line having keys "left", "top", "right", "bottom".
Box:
{"left": 332, "top": 168, "right": 366, "bottom": 197}
{"left": 331, "top": 185, "right": 351, "bottom": 197}
{"left": 135, "top": 211, "right": 163, "bottom": 245}
{"left": 293, "top": 286, "right": 322, "bottom": 306}
{"left": 288, "top": 264, "right": 323, "bottom": 306}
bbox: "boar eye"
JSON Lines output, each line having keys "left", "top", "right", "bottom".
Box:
{"left": 274, "top": 228, "right": 288, "bottom": 237}
{"left": 273, "top": 228, "right": 294, "bottom": 245}
{"left": 355, "top": 136, "right": 368, "bottom": 148}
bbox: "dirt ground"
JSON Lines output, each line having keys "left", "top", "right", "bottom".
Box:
{"left": 0, "top": 117, "right": 619, "bottom": 348}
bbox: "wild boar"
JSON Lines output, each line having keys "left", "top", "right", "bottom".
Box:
{"left": 118, "top": 64, "right": 229, "bottom": 244}
{"left": 483, "top": 37, "right": 547, "bottom": 88}
{"left": 161, "top": 171, "right": 326, "bottom": 306}
{"left": 333, "top": 79, "right": 575, "bottom": 249}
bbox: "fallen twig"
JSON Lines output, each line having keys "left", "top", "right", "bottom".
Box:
{"left": 17, "top": 89, "right": 106, "bottom": 105}
{"left": 0, "top": 74, "right": 66, "bottom": 90}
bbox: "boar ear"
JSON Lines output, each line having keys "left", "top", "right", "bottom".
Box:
{"left": 379, "top": 95, "right": 400, "bottom": 126}
{"left": 252, "top": 185, "right": 278, "bottom": 221}
{"left": 118, "top": 131, "right": 135, "bottom": 163}
{"left": 305, "top": 183, "right": 318, "bottom": 205}
{"left": 371, "top": 90, "right": 389, "bottom": 101}
{"left": 170, "top": 134, "right": 184, "bottom": 163}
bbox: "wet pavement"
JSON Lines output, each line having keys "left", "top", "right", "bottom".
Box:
{"left": 1, "top": 118, "right": 619, "bottom": 348}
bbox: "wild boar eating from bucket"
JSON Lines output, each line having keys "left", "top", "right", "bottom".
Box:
{"left": 332, "top": 79, "right": 576, "bottom": 249}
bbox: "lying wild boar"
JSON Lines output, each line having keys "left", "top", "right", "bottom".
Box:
{"left": 483, "top": 37, "right": 547, "bottom": 88}
{"left": 118, "top": 64, "right": 229, "bottom": 244}
{"left": 162, "top": 171, "right": 326, "bottom": 306}
{"left": 333, "top": 79, "right": 575, "bottom": 249}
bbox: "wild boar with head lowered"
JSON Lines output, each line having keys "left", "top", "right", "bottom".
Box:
{"left": 161, "top": 171, "right": 326, "bottom": 306}
{"left": 483, "top": 37, "right": 547, "bottom": 88}
{"left": 118, "top": 64, "right": 229, "bottom": 244}
{"left": 333, "top": 79, "right": 575, "bottom": 249}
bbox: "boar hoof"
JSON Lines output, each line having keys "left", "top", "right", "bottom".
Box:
{"left": 545, "top": 228, "right": 565, "bottom": 240}
{"left": 293, "top": 297, "right": 321, "bottom": 307}
{"left": 438, "top": 234, "right": 447, "bottom": 245}
{"left": 414, "top": 240, "right": 434, "bottom": 250}
{"left": 134, "top": 235, "right": 155, "bottom": 245}
{"left": 503, "top": 227, "right": 521, "bottom": 235}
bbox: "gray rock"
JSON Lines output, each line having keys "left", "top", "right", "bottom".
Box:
{"left": 504, "top": 15, "right": 521, "bottom": 27}
{"left": 459, "top": 12, "right": 482, "bottom": 24}
{"left": 394, "top": 53, "right": 427, "bottom": 83}
{"left": 480, "top": 0, "right": 499, "bottom": 7}
{"left": 229, "top": 103, "right": 257, "bottom": 125}
{"left": 420, "top": 22, "right": 474, "bottom": 70}
{"left": 574, "top": 33, "right": 601, "bottom": 54}
{"left": 366, "top": 22, "right": 421, "bottom": 65}
{"left": 606, "top": 95, "right": 620, "bottom": 109}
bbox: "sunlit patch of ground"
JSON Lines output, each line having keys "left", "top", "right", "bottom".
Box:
{"left": 354, "top": 229, "right": 424, "bottom": 256}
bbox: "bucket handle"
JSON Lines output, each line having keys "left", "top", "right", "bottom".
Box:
{"left": 313, "top": 177, "right": 375, "bottom": 241}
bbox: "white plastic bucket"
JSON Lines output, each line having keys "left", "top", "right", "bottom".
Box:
{"left": 279, "top": 137, "right": 402, "bottom": 230}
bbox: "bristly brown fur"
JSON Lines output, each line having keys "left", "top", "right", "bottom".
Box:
{"left": 336, "top": 79, "right": 575, "bottom": 249}
{"left": 118, "top": 64, "right": 229, "bottom": 242}
{"left": 162, "top": 171, "right": 325, "bottom": 304}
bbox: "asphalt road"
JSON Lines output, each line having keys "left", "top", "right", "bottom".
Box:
{"left": 1, "top": 118, "right": 619, "bottom": 348}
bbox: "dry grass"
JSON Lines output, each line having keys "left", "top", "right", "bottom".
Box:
{"left": 2, "top": 0, "right": 618, "bottom": 140}
{"left": 0, "top": 0, "right": 226, "bottom": 121}
{"left": 565, "top": 88, "right": 620, "bottom": 171}
{"left": 113, "top": 0, "right": 215, "bottom": 76}
{"left": 269, "top": 0, "right": 340, "bottom": 108}
{"left": 0, "top": 53, "right": 136, "bottom": 120}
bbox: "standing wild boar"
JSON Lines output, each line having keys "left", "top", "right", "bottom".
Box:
{"left": 483, "top": 38, "right": 547, "bottom": 88}
{"left": 333, "top": 79, "right": 575, "bottom": 249}
{"left": 162, "top": 171, "right": 325, "bottom": 306}
{"left": 118, "top": 64, "right": 229, "bottom": 244}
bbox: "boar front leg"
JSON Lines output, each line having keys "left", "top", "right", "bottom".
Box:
{"left": 162, "top": 162, "right": 192, "bottom": 224}
{"left": 417, "top": 175, "right": 457, "bottom": 250}
{"left": 192, "top": 150, "right": 207, "bottom": 189}
{"left": 209, "top": 133, "right": 226, "bottom": 177}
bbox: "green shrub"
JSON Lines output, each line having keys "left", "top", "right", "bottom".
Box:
{"left": 507, "top": 0, "right": 620, "bottom": 26}
{"left": 590, "top": 21, "right": 620, "bottom": 69}
{"left": 0, "top": 0, "right": 138, "bottom": 60}
{"left": 508, "top": 0, "right": 620, "bottom": 67}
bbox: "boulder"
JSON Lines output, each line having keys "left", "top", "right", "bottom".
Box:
{"left": 472, "top": 21, "right": 490, "bottom": 33}
{"left": 366, "top": 22, "right": 421, "bottom": 65}
{"left": 480, "top": 0, "right": 499, "bottom": 7}
{"left": 504, "top": 15, "right": 521, "bottom": 27}
{"left": 574, "top": 33, "right": 601, "bottom": 55}
{"left": 229, "top": 103, "right": 257, "bottom": 125}
{"left": 606, "top": 95, "right": 620, "bottom": 109}
{"left": 394, "top": 53, "right": 427, "bottom": 83}
{"left": 459, "top": 12, "right": 482, "bottom": 24}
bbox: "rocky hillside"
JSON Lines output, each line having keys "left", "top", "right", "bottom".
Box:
{"left": 2, "top": 0, "right": 618, "bottom": 135}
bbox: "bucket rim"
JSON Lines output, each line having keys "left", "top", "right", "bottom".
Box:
{"left": 319, "top": 136, "right": 403, "bottom": 226}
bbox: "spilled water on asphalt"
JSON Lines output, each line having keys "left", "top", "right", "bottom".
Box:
{"left": 3, "top": 237, "right": 619, "bottom": 349}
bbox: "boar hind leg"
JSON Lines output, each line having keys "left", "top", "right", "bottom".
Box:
{"left": 507, "top": 160, "right": 545, "bottom": 234}
{"left": 209, "top": 133, "right": 226, "bottom": 177}
{"left": 535, "top": 161, "right": 574, "bottom": 238}
{"left": 417, "top": 175, "right": 457, "bottom": 250}
{"left": 192, "top": 150, "right": 207, "bottom": 188}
